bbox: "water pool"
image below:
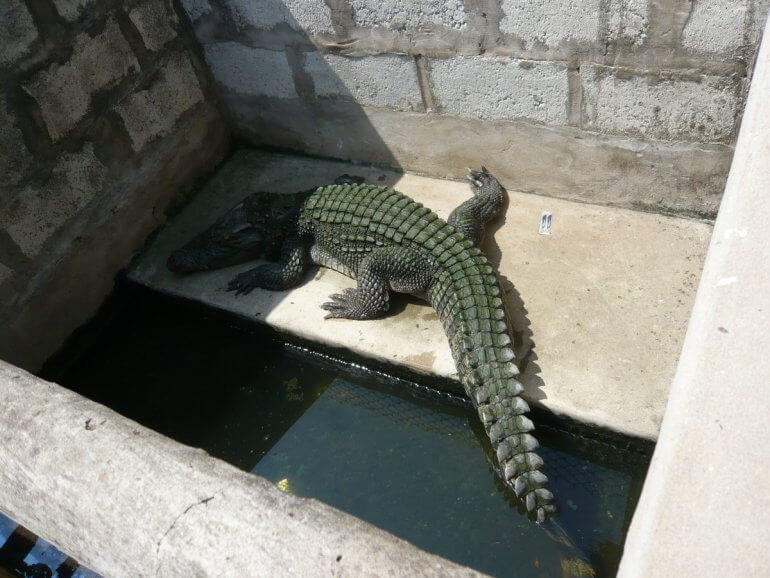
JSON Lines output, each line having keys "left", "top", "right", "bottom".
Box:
{"left": 30, "top": 282, "right": 650, "bottom": 577}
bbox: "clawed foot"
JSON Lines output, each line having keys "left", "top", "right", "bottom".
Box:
{"left": 227, "top": 269, "right": 264, "bottom": 296}
{"left": 227, "top": 263, "right": 289, "bottom": 294}
{"left": 321, "top": 288, "right": 360, "bottom": 319}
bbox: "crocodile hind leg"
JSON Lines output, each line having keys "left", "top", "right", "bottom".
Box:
{"left": 227, "top": 235, "right": 308, "bottom": 294}
{"left": 321, "top": 246, "right": 432, "bottom": 320}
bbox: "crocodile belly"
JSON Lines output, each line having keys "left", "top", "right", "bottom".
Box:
{"left": 310, "top": 243, "right": 357, "bottom": 278}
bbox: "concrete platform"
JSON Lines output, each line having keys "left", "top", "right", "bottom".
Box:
{"left": 619, "top": 20, "right": 770, "bottom": 576}
{"left": 128, "top": 149, "right": 712, "bottom": 440}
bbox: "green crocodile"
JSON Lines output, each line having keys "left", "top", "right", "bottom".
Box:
{"left": 168, "top": 169, "right": 557, "bottom": 522}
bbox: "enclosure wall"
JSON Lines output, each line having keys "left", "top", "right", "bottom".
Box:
{"left": 185, "top": 0, "right": 769, "bottom": 217}
{"left": 0, "top": 0, "right": 231, "bottom": 369}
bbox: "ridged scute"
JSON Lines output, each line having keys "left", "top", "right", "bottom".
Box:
{"left": 302, "top": 182, "right": 556, "bottom": 523}
{"left": 425, "top": 242, "right": 555, "bottom": 522}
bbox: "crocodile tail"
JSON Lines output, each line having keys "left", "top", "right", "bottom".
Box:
{"left": 429, "top": 240, "right": 557, "bottom": 523}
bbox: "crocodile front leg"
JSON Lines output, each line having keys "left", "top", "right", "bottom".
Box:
{"left": 448, "top": 168, "right": 505, "bottom": 246}
{"left": 227, "top": 235, "right": 309, "bottom": 294}
{"left": 321, "top": 246, "right": 432, "bottom": 320}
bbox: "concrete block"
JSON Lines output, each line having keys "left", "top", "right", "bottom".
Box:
{"left": 0, "top": 0, "right": 38, "bottom": 65}
{"left": 304, "top": 53, "right": 423, "bottom": 111}
{"left": 749, "top": 0, "right": 770, "bottom": 45}
{"left": 23, "top": 19, "right": 139, "bottom": 142}
{"left": 581, "top": 65, "right": 739, "bottom": 143}
{"left": 430, "top": 56, "right": 569, "bottom": 125}
{"left": 0, "top": 144, "right": 106, "bottom": 258}
{"left": 681, "top": 0, "right": 748, "bottom": 55}
{"left": 225, "top": 0, "right": 333, "bottom": 34}
{"left": 0, "top": 263, "right": 11, "bottom": 286}
{"left": 52, "top": 0, "right": 94, "bottom": 22}
{"left": 204, "top": 43, "right": 297, "bottom": 98}
{"left": 0, "top": 103, "right": 229, "bottom": 371}
{"left": 349, "top": 0, "right": 468, "bottom": 31}
{"left": 606, "top": 0, "right": 649, "bottom": 46}
{"left": 180, "top": 0, "right": 212, "bottom": 21}
{"left": 128, "top": 0, "right": 178, "bottom": 52}
{"left": 500, "top": 0, "right": 648, "bottom": 47}
{"left": 0, "top": 96, "right": 32, "bottom": 187}
{"left": 115, "top": 53, "right": 204, "bottom": 151}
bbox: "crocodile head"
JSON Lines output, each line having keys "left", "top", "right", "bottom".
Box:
{"left": 467, "top": 166, "right": 499, "bottom": 191}
{"left": 167, "top": 175, "right": 365, "bottom": 274}
{"left": 167, "top": 192, "right": 299, "bottom": 273}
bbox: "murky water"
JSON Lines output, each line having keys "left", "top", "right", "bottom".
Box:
{"left": 29, "top": 283, "right": 650, "bottom": 577}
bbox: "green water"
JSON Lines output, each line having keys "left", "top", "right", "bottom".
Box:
{"left": 41, "top": 283, "right": 649, "bottom": 577}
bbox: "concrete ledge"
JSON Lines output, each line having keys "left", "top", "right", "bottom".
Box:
{"left": 128, "top": 149, "right": 712, "bottom": 440}
{"left": 224, "top": 96, "right": 733, "bottom": 219}
{"left": 0, "top": 360, "right": 480, "bottom": 577}
{"left": 618, "top": 17, "right": 770, "bottom": 577}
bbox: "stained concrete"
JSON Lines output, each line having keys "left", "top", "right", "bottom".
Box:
{"left": 304, "top": 53, "right": 424, "bottom": 111}
{"left": 0, "top": 0, "right": 37, "bottom": 65}
{"left": 349, "top": 0, "right": 470, "bottom": 31}
{"left": 22, "top": 18, "right": 139, "bottom": 142}
{"left": 581, "top": 65, "right": 740, "bottom": 143}
{"left": 500, "top": 0, "right": 649, "bottom": 47}
{"left": 225, "top": 100, "right": 732, "bottom": 218}
{"left": 0, "top": 144, "right": 106, "bottom": 258}
{"left": 128, "top": 0, "right": 178, "bottom": 52}
{"left": 115, "top": 53, "right": 204, "bottom": 151}
{"left": 129, "top": 149, "right": 712, "bottom": 440}
{"left": 429, "top": 56, "right": 570, "bottom": 124}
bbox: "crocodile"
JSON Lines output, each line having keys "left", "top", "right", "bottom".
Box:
{"left": 168, "top": 169, "right": 557, "bottom": 522}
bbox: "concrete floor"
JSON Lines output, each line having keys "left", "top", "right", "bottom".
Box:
{"left": 129, "top": 149, "right": 713, "bottom": 440}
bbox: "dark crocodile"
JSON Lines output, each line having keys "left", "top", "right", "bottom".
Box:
{"left": 168, "top": 169, "right": 557, "bottom": 522}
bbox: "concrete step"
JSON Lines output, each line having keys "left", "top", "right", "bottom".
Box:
{"left": 128, "top": 148, "right": 713, "bottom": 440}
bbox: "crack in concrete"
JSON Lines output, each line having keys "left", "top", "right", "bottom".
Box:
{"left": 154, "top": 487, "right": 225, "bottom": 576}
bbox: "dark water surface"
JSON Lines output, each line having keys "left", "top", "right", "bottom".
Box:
{"left": 35, "top": 283, "right": 649, "bottom": 577}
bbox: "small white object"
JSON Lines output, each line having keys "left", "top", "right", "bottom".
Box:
{"left": 716, "top": 276, "right": 737, "bottom": 287}
{"left": 539, "top": 211, "right": 552, "bottom": 235}
{"left": 724, "top": 228, "right": 747, "bottom": 240}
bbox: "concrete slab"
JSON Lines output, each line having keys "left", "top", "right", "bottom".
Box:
{"left": 618, "top": 18, "right": 770, "bottom": 576}
{"left": 128, "top": 149, "right": 712, "bottom": 440}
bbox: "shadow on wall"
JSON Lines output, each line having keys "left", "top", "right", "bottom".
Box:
{"left": 192, "top": 0, "right": 407, "bottom": 167}
{"left": 0, "top": 0, "right": 229, "bottom": 370}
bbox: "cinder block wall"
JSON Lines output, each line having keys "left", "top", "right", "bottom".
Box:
{"left": 0, "top": 0, "right": 231, "bottom": 369}
{"left": 184, "top": 0, "right": 768, "bottom": 218}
